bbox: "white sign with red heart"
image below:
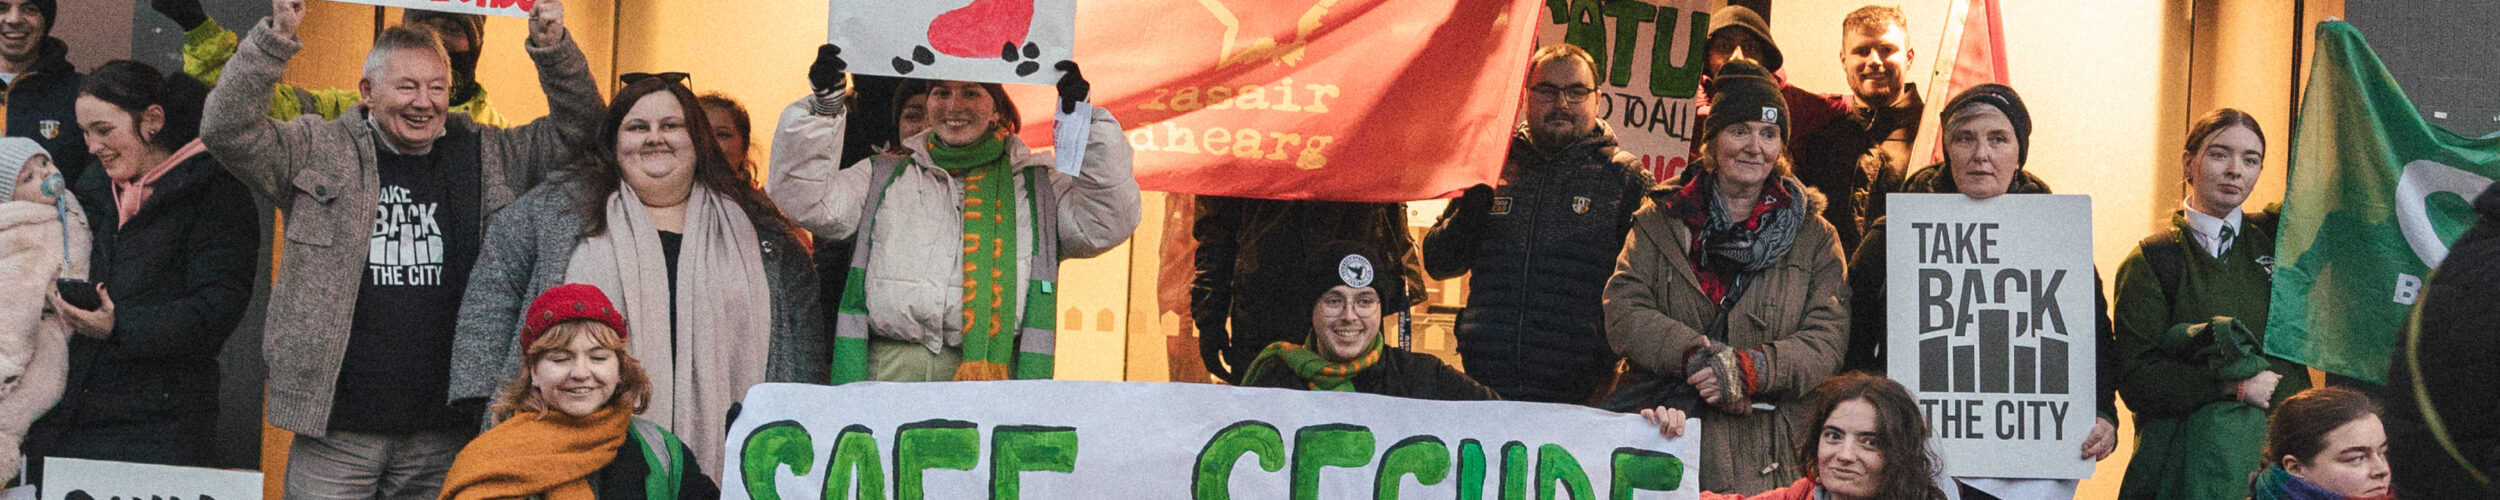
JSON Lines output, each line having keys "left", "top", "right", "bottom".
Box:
{"left": 827, "top": 0, "right": 1078, "bottom": 86}
{"left": 325, "top": 0, "right": 533, "bottom": 19}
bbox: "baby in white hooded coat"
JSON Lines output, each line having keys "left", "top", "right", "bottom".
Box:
{"left": 0, "top": 137, "right": 80, "bottom": 480}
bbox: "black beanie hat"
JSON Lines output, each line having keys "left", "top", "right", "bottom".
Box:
{"left": 1941, "top": 83, "right": 2033, "bottom": 165}
{"left": 1705, "top": 59, "right": 1788, "bottom": 143}
{"left": 1707, "top": 5, "right": 1782, "bottom": 72}
{"left": 1298, "top": 241, "right": 1386, "bottom": 313}
{"left": 403, "top": 10, "right": 486, "bottom": 48}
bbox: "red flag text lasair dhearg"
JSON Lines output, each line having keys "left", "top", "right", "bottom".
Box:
{"left": 1011, "top": 0, "right": 1541, "bottom": 202}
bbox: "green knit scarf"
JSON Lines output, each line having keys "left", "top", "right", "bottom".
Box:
{"left": 1243, "top": 333, "right": 1385, "bottom": 392}
{"left": 928, "top": 129, "right": 1021, "bottom": 381}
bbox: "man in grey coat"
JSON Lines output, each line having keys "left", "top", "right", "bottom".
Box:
{"left": 199, "top": 0, "right": 600, "bottom": 497}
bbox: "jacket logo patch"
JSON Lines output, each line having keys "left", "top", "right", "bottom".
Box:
{"left": 2256, "top": 255, "right": 2275, "bottom": 276}
{"left": 38, "top": 120, "right": 59, "bottom": 139}
{"left": 1490, "top": 196, "right": 1512, "bottom": 215}
{"left": 1572, "top": 196, "right": 1591, "bottom": 214}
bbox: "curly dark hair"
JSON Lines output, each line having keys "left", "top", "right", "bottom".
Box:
{"left": 568, "top": 78, "right": 804, "bottom": 247}
{"left": 1796, "top": 372, "right": 1947, "bottom": 500}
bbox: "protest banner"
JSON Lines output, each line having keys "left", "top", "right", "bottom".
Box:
{"left": 1536, "top": 0, "right": 1713, "bottom": 183}
{"left": 323, "top": 0, "right": 532, "bottom": 18}
{"left": 1884, "top": 194, "right": 2096, "bottom": 480}
{"left": 724, "top": 381, "right": 1701, "bottom": 500}
{"left": 1000, "top": 0, "right": 1541, "bottom": 202}
{"left": 40, "top": 458, "right": 262, "bottom": 500}
{"left": 826, "top": 0, "right": 1078, "bottom": 86}
{"left": 2264, "top": 21, "right": 2500, "bottom": 383}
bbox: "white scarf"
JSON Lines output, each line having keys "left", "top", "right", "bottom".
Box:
{"left": 563, "top": 181, "right": 770, "bottom": 474}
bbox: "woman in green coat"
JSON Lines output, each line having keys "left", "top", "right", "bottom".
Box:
{"left": 2111, "top": 108, "right": 2313, "bottom": 499}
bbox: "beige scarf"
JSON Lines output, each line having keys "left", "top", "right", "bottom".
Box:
{"left": 563, "top": 181, "right": 770, "bottom": 474}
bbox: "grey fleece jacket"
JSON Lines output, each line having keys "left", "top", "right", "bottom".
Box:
{"left": 201, "top": 17, "right": 602, "bottom": 438}
{"left": 444, "top": 180, "right": 827, "bottom": 406}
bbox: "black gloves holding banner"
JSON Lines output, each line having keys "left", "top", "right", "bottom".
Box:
{"left": 1056, "top": 60, "right": 1089, "bottom": 114}
{"left": 811, "top": 44, "right": 848, "bottom": 94}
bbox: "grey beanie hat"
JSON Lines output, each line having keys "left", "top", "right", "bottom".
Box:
{"left": 0, "top": 138, "right": 50, "bottom": 188}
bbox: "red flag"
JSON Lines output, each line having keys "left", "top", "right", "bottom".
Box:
{"left": 1928, "top": 0, "right": 2009, "bottom": 163}
{"left": 1011, "top": 0, "right": 1540, "bottom": 202}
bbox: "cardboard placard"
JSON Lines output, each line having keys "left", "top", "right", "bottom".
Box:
{"left": 1885, "top": 193, "right": 2098, "bottom": 480}
{"left": 827, "top": 0, "right": 1078, "bottom": 86}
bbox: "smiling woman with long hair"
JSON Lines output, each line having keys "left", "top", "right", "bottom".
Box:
{"left": 1650, "top": 372, "right": 1948, "bottom": 500}
{"left": 447, "top": 76, "right": 826, "bottom": 476}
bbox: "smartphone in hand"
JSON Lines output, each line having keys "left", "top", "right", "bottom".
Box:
{"left": 54, "top": 279, "right": 100, "bottom": 311}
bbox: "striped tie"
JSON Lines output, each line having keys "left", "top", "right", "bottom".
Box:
{"left": 2217, "top": 224, "right": 2236, "bottom": 257}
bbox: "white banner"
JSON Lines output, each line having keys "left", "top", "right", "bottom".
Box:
{"left": 324, "top": 0, "right": 531, "bottom": 19}
{"left": 826, "top": 0, "right": 1077, "bottom": 86}
{"left": 42, "top": 458, "right": 262, "bottom": 500}
{"left": 1536, "top": 0, "right": 1712, "bottom": 184}
{"left": 724, "top": 381, "right": 1702, "bottom": 499}
{"left": 1884, "top": 194, "right": 2098, "bottom": 479}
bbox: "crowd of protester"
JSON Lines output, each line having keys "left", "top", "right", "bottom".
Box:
{"left": 0, "top": 0, "right": 2483, "bottom": 498}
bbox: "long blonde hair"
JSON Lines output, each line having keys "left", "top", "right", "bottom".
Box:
{"left": 488, "top": 321, "right": 654, "bottom": 421}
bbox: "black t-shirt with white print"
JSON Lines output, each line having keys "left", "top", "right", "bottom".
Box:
{"left": 328, "top": 127, "right": 483, "bottom": 434}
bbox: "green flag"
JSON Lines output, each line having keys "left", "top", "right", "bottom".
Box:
{"left": 2266, "top": 21, "right": 2500, "bottom": 384}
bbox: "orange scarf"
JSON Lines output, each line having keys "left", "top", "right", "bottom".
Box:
{"left": 438, "top": 406, "right": 631, "bottom": 500}
{"left": 111, "top": 139, "right": 207, "bottom": 227}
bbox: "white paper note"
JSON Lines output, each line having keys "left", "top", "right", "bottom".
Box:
{"left": 1053, "top": 101, "right": 1092, "bottom": 178}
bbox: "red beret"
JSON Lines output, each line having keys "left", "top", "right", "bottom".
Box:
{"left": 522, "top": 284, "right": 629, "bottom": 349}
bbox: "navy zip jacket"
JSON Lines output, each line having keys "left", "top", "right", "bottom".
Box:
{"left": 1422, "top": 124, "right": 1650, "bottom": 404}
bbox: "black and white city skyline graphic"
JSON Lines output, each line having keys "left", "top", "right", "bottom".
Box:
{"left": 369, "top": 185, "right": 449, "bottom": 287}
{"left": 1918, "top": 308, "right": 2072, "bottom": 397}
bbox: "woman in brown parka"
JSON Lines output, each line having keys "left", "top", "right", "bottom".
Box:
{"left": 1603, "top": 59, "right": 1848, "bottom": 493}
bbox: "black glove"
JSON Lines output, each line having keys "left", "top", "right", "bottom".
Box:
{"left": 153, "top": 0, "right": 209, "bottom": 31}
{"left": 1455, "top": 184, "right": 1497, "bottom": 215}
{"left": 810, "top": 44, "right": 848, "bottom": 94}
{"left": 1055, "top": 60, "right": 1089, "bottom": 114}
